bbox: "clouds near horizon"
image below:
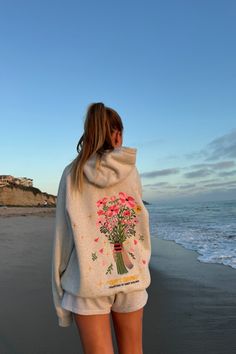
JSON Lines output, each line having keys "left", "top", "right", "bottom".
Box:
{"left": 142, "top": 130, "right": 236, "bottom": 202}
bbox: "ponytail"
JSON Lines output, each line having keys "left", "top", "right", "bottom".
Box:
{"left": 70, "top": 102, "right": 123, "bottom": 194}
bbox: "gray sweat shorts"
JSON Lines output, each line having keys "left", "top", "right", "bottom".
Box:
{"left": 61, "top": 289, "right": 149, "bottom": 315}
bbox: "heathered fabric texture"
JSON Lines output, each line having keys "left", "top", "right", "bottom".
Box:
{"left": 51, "top": 146, "right": 152, "bottom": 327}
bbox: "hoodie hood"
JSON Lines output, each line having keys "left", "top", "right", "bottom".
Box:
{"left": 83, "top": 146, "right": 137, "bottom": 188}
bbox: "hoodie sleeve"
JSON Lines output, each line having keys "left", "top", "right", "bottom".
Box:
{"left": 51, "top": 166, "right": 74, "bottom": 327}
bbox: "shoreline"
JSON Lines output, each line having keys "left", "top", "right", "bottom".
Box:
{"left": 0, "top": 206, "right": 235, "bottom": 271}
{"left": 145, "top": 237, "right": 236, "bottom": 353}
{"left": 0, "top": 215, "right": 235, "bottom": 353}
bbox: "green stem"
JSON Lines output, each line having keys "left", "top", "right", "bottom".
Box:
{"left": 115, "top": 251, "right": 128, "bottom": 274}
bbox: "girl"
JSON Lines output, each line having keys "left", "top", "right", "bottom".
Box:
{"left": 51, "top": 102, "right": 152, "bottom": 354}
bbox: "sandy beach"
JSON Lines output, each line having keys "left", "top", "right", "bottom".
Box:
{"left": 0, "top": 212, "right": 235, "bottom": 354}
{"left": 0, "top": 206, "right": 56, "bottom": 218}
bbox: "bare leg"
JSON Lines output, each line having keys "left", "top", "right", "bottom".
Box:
{"left": 73, "top": 312, "right": 114, "bottom": 354}
{"left": 111, "top": 307, "right": 144, "bottom": 354}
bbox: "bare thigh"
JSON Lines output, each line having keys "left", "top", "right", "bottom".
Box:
{"left": 73, "top": 313, "right": 114, "bottom": 354}
{"left": 111, "top": 307, "right": 144, "bottom": 354}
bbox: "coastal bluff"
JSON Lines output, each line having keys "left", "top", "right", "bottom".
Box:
{"left": 0, "top": 183, "right": 56, "bottom": 207}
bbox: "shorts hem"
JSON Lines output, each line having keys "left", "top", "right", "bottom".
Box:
{"left": 63, "top": 305, "right": 111, "bottom": 315}
{"left": 111, "top": 299, "right": 148, "bottom": 313}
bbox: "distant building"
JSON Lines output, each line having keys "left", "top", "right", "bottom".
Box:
{"left": 0, "top": 175, "right": 33, "bottom": 187}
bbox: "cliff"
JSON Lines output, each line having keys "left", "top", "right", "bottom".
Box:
{"left": 0, "top": 182, "right": 56, "bottom": 207}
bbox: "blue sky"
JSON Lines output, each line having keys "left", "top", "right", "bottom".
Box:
{"left": 1, "top": 0, "right": 236, "bottom": 203}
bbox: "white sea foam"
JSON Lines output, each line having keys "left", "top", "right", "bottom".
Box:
{"left": 147, "top": 199, "right": 236, "bottom": 270}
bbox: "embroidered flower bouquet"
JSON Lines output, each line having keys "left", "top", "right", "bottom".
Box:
{"left": 96, "top": 192, "right": 141, "bottom": 274}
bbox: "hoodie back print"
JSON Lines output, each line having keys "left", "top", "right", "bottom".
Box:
{"left": 51, "top": 146, "right": 152, "bottom": 326}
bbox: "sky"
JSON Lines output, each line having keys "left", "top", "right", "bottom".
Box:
{"left": 0, "top": 0, "right": 236, "bottom": 203}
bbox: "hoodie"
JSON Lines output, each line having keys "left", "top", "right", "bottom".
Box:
{"left": 51, "top": 146, "right": 152, "bottom": 327}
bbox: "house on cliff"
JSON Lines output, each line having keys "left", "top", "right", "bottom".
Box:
{"left": 0, "top": 175, "right": 33, "bottom": 187}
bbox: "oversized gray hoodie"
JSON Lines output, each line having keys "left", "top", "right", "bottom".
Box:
{"left": 51, "top": 146, "right": 152, "bottom": 327}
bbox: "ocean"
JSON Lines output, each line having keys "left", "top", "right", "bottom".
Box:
{"left": 146, "top": 199, "right": 236, "bottom": 270}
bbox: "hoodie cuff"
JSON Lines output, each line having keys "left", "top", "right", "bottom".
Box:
{"left": 58, "top": 313, "right": 73, "bottom": 327}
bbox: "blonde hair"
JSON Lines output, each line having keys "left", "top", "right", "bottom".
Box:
{"left": 70, "top": 102, "right": 124, "bottom": 194}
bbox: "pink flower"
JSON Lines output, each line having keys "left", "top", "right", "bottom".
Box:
{"left": 110, "top": 196, "right": 117, "bottom": 202}
{"left": 97, "top": 209, "right": 105, "bottom": 216}
{"left": 119, "top": 192, "right": 135, "bottom": 208}
{"left": 123, "top": 210, "right": 131, "bottom": 217}
{"left": 96, "top": 197, "right": 108, "bottom": 208}
{"left": 107, "top": 204, "right": 120, "bottom": 217}
{"left": 96, "top": 217, "right": 104, "bottom": 227}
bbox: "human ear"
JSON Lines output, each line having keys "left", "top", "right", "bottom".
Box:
{"left": 115, "top": 130, "right": 122, "bottom": 147}
{"left": 111, "top": 130, "right": 122, "bottom": 147}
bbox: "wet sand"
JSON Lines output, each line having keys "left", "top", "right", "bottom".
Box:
{"left": 0, "top": 206, "right": 56, "bottom": 217}
{"left": 0, "top": 214, "right": 235, "bottom": 354}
